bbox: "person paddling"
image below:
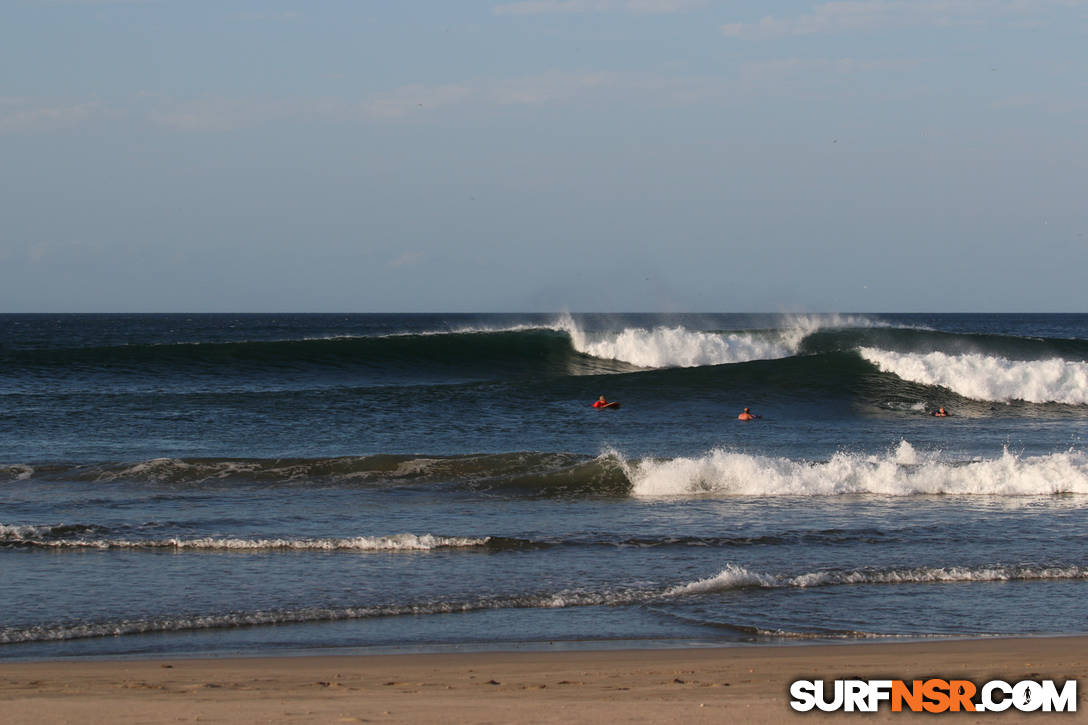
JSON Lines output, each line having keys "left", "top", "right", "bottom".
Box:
{"left": 933, "top": 407, "right": 949, "bottom": 417}
{"left": 737, "top": 407, "right": 760, "bottom": 421}
{"left": 593, "top": 395, "right": 620, "bottom": 409}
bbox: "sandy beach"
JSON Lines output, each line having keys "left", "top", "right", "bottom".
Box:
{"left": 2, "top": 637, "right": 1085, "bottom": 724}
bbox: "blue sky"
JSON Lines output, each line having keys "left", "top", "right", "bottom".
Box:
{"left": 2, "top": 0, "right": 1086, "bottom": 312}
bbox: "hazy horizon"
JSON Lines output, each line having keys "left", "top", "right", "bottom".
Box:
{"left": 3, "top": 1, "right": 1086, "bottom": 313}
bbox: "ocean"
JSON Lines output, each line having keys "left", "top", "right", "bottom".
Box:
{"left": 2, "top": 312, "right": 1088, "bottom": 660}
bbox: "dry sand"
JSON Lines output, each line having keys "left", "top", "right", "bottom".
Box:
{"left": 2, "top": 637, "right": 1086, "bottom": 724}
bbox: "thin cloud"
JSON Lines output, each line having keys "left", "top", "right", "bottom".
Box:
{"left": 388, "top": 251, "right": 425, "bottom": 268}
{"left": 495, "top": 0, "right": 704, "bottom": 15}
{"left": 229, "top": 11, "right": 302, "bottom": 22}
{"left": 739, "top": 57, "right": 922, "bottom": 82}
{"left": 357, "top": 73, "right": 616, "bottom": 118}
{"left": 144, "top": 63, "right": 922, "bottom": 132}
{"left": 147, "top": 73, "right": 625, "bottom": 130}
{"left": 25, "top": 0, "right": 160, "bottom": 5}
{"left": 721, "top": 0, "right": 1088, "bottom": 39}
{"left": 490, "top": 72, "right": 614, "bottom": 105}
{"left": 991, "top": 94, "right": 1088, "bottom": 114}
{"left": 359, "top": 84, "right": 473, "bottom": 120}
{"left": 16, "top": 239, "right": 102, "bottom": 265}
{"left": 0, "top": 97, "right": 112, "bottom": 134}
{"left": 148, "top": 98, "right": 301, "bottom": 131}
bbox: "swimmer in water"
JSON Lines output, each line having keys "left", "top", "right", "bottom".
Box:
{"left": 593, "top": 395, "right": 619, "bottom": 409}
{"left": 738, "top": 407, "right": 760, "bottom": 421}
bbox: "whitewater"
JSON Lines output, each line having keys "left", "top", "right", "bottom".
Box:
{"left": 4, "top": 312, "right": 1088, "bottom": 659}
{"left": 554, "top": 311, "right": 885, "bottom": 369}
{"left": 622, "top": 442, "right": 1088, "bottom": 497}
{"left": 859, "top": 347, "right": 1088, "bottom": 405}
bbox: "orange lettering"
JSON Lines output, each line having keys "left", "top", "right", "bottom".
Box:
{"left": 922, "top": 679, "right": 951, "bottom": 713}
{"left": 892, "top": 680, "right": 924, "bottom": 712}
{"left": 949, "top": 680, "right": 977, "bottom": 712}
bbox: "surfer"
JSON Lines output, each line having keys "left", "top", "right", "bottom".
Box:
{"left": 737, "top": 407, "right": 760, "bottom": 421}
{"left": 933, "top": 407, "right": 949, "bottom": 417}
{"left": 593, "top": 395, "right": 620, "bottom": 409}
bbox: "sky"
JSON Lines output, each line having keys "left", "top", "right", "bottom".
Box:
{"left": 1, "top": 0, "right": 1086, "bottom": 313}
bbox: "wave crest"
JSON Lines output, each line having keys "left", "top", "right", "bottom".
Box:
{"left": 622, "top": 441, "right": 1088, "bottom": 496}
{"left": 555, "top": 313, "right": 882, "bottom": 369}
{"left": 0, "top": 528, "right": 494, "bottom": 552}
{"left": 665, "top": 563, "right": 1088, "bottom": 596}
{"left": 859, "top": 347, "right": 1088, "bottom": 405}
{"left": 5, "top": 560, "right": 1082, "bottom": 644}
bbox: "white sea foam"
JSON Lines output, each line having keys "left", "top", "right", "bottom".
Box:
{"left": 570, "top": 324, "right": 793, "bottom": 368}
{"left": 553, "top": 312, "right": 884, "bottom": 369}
{"left": 162, "top": 534, "right": 491, "bottom": 551}
{"left": 663, "top": 563, "right": 776, "bottom": 595}
{"left": 1, "top": 465, "right": 34, "bottom": 482}
{"left": 0, "top": 530, "right": 491, "bottom": 551}
{"left": 370, "top": 321, "right": 562, "bottom": 338}
{"left": 664, "top": 563, "right": 1088, "bottom": 596}
{"left": 323, "top": 313, "right": 896, "bottom": 370}
{"left": 0, "top": 523, "right": 62, "bottom": 539}
{"left": 619, "top": 441, "right": 1088, "bottom": 497}
{"left": 4, "top": 560, "right": 1082, "bottom": 644}
{"left": 0, "top": 594, "right": 641, "bottom": 644}
{"left": 859, "top": 347, "right": 1088, "bottom": 405}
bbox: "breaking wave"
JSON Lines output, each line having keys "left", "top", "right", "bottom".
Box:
{"left": 859, "top": 347, "right": 1088, "bottom": 405}
{"left": 0, "top": 523, "right": 925, "bottom": 552}
{"left": 622, "top": 441, "right": 1088, "bottom": 496}
{"left": 9, "top": 443, "right": 1088, "bottom": 498}
{"left": 0, "top": 528, "right": 497, "bottom": 552}
{"left": 4, "top": 561, "right": 1083, "bottom": 645}
{"left": 664, "top": 562, "right": 1088, "bottom": 596}
{"left": 556, "top": 312, "right": 882, "bottom": 369}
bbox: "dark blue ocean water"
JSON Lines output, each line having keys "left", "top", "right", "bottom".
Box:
{"left": 2, "top": 313, "right": 1088, "bottom": 659}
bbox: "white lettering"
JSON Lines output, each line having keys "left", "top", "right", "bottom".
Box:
{"left": 1013, "top": 680, "right": 1044, "bottom": 712}
{"left": 816, "top": 680, "right": 844, "bottom": 712}
{"left": 868, "top": 679, "right": 893, "bottom": 711}
{"left": 1041, "top": 680, "right": 1077, "bottom": 712}
{"left": 789, "top": 680, "right": 817, "bottom": 712}
{"left": 982, "top": 680, "right": 1013, "bottom": 712}
{"left": 844, "top": 680, "right": 869, "bottom": 712}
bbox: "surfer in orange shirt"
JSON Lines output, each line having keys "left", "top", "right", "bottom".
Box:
{"left": 593, "top": 395, "right": 620, "bottom": 409}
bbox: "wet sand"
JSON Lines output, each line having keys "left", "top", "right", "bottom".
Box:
{"left": 2, "top": 637, "right": 1086, "bottom": 724}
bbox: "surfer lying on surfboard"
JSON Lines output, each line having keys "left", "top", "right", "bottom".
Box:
{"left": 593, "top": 395, "right": 620, "bottom": 409}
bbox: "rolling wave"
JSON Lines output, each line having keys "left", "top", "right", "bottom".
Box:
{"left": 664, "top": 562, "right": 1088, "bottom": 596}
{"left": 0, "top": 313, "right": 884, "bottom": 382}
{"left": 859, "top": 347, "right": 1088, "bottom": 405}
{"left": 0, "top": 523, "right": 920, "bottom": 552}
{"left": 0, "top": 328, "right": 615, "bottom": 383}
{"left": 5, "top": 314, "right": 1086, "bottom": 411}
{"left": 621, "top": 441, "right": 1088, "bottom": 497}
{"left": 0, "top": 528, "right": 499, "bottom": 552}
{"left": 803, "top": 325, "right": 1088, "bottom": 359}
{"left": 559, "top": 312, "right": 812, "bottom": 368}
{"left": 9, "top": 442, "right": 1088, "bottom": 497}
{"left": 556, "top": 312, "right": 903, "bottom": 369}
{"left": 3, "top": 561, "right": 1083, "bottom": 645}
{"left": 2, "top": 452, "right": 626, "bottom": 494}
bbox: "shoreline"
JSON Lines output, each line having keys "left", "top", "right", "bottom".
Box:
{"left": 3, "top": 635, "right": 1085, "bottom": 723}
{"left": 5, "top": 629, "right": 1085, "bottom": 664}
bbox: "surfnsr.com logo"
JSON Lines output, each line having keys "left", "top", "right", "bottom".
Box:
{"left": 790, "top": 679, "right": 1077, "bottom": 713}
